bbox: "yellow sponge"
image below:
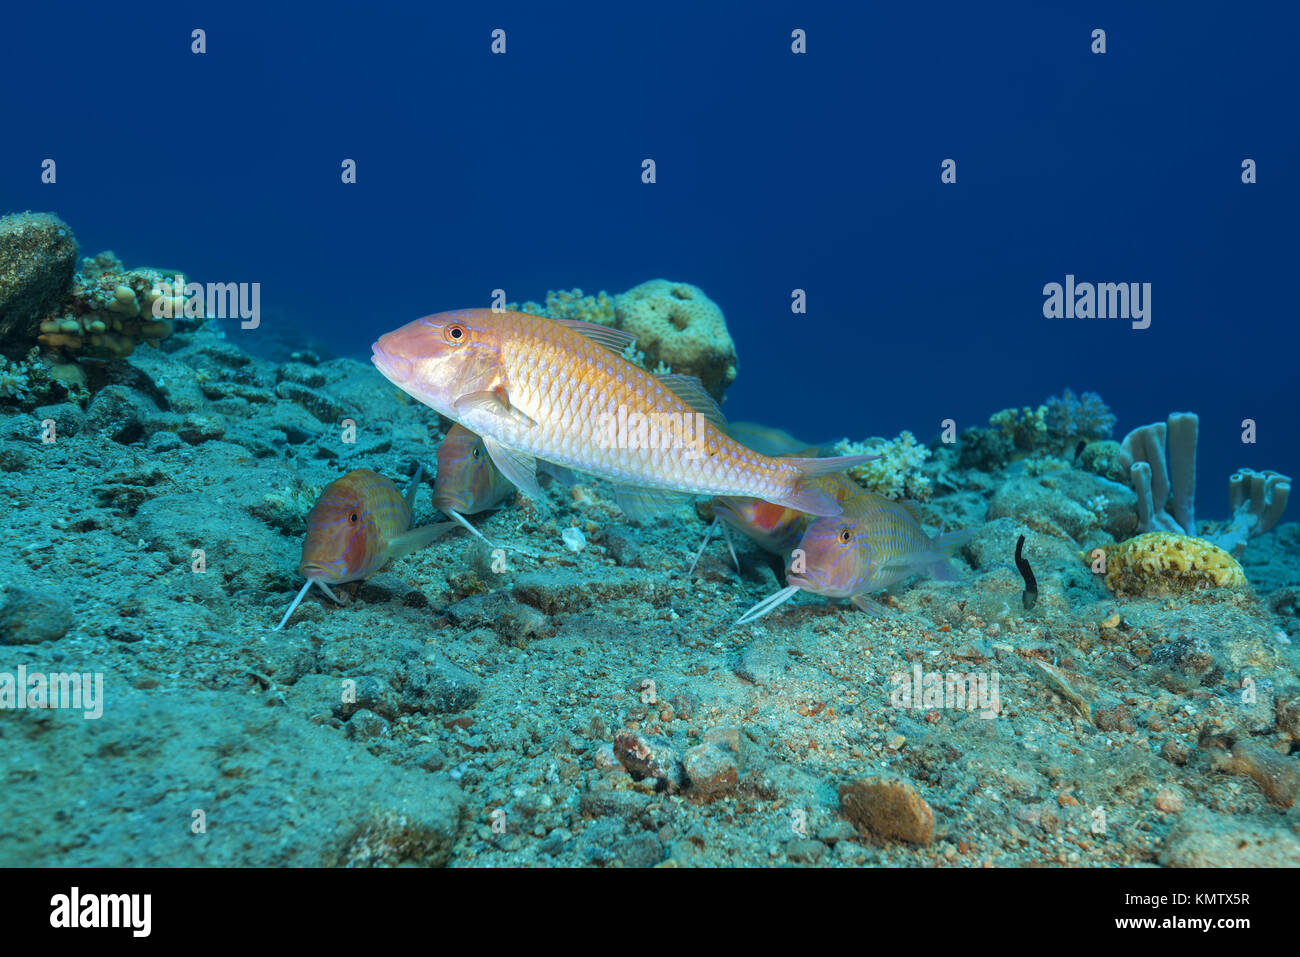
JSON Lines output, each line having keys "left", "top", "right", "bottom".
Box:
{"left": 1098, "top": 532, "right": 1247, "bottom": 596}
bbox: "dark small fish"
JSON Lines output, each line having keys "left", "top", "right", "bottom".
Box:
{"left": 1073, "top": 440, "right": 1086, "bottom": 461}
{"left": 1015, "top": 534, "right": 1038, "bottom": 610}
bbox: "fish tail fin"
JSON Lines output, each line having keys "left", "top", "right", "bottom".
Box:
{"left": 926, "top": 528, "right": 974, "bottom": 581}
{"left": 773, "top": 454, "right": 880, "bottom": 516}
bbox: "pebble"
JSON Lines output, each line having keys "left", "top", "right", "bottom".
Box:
{"left": 785, "top": 839, "right": 828, "bottom": 864}
{"left": 838, "top": 776, "right": 935, "bottom": 845}
{"left": 561, "top": 526, "right": 586, "bottom": 552}
{"left": 1153, "top": 787, "right": 1184, "bottom": 814}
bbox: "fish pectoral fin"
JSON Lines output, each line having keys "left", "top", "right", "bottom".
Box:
{"left": 481, "top": 437, "right": 545, "bottom": 499}
{"left": 453, "top": 390, "right": 536, "bottom": 431}
{"left": 385, "top": 522, "right": 456, "bottom": 563}
{"left": 850, "top": 594, "right": 891, "bottom": 616}
{"left": 538, "top": 460, "right": 578, "bottom": 487}
{"left": 613, "top": 485, "right": 686, "bottom": 524}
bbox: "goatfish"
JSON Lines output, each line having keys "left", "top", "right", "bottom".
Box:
{"left": 370, "top": 309, "right": 876, "bottom": 520}
{"left": 687, "top": 465, "right": 861, "bottom": 575}
{"left": 734, "top": 492, "right": 972, "bottom": 625}
{"left": 433, "top": 423, "right": 518, "bottom": 548}
{"left": 273, "top": 467, "right": 454, "bottom": 631}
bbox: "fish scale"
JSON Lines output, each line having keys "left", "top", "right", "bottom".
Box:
{"left": 373, "top": 309, "right": 869, "bottom": 515}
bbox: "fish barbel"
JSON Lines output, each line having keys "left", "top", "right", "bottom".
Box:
{"left": 371, "top": 309, "right": 874, "bottom": 518}
{"left": 273, "top": 467, "right": 453, "bottom": 631}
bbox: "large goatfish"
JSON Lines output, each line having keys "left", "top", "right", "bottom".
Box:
{"left": 274, "top": 467, "right": 453, "bottom": 631}
{"left": 370, "top": 310, "right": 876, "bottom": 520}
{"left": 734, "top": 492, "right": 972, "bottom": 625}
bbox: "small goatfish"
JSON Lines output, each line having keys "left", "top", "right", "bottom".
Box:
{"left": 274, "top": 467, "right": 453, "bottom": 631}
{"left": 371, "top": 310, "right": 875, "bottom": 520}
{"left": 433, "top": 423, "right": 518, "bottom": 548}
{"left": 688, "top": 468, "right": 861, "bottom": 575}
{"left": 734, "top": 492, "right": 972, "bottom": 625}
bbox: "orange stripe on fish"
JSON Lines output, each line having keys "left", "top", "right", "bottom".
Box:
{"left": 273, "top": 467, "right": 453, "bottom": 631}
{"left": 371, "top": 310, "right": 876, "bottom": 519}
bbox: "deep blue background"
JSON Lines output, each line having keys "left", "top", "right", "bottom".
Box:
{"left": 3, "top": 1, "right": 1297, "bottom": 520}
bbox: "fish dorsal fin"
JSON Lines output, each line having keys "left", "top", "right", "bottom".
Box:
{"left": 656, "top": 373, "right": 726, "bottom": 430}
{"left": 555, "top": 318, "right": 639, "bottom": 355}
{"left": 480, "top": 435, "right": 544, "bottom": 499}
{"left": 402, "top": 465, "right": 424, "bottom": 515}
{"left": 897, "top": 499, "right": 924, "bottom": 523}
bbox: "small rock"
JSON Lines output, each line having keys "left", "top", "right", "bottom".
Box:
{"left": 273, "top": 381, "right": 351, "bottom": 424}
{"left": 683, "top": 743, "right": 739, "bottom": 800}
{"left": 337, "top": 675, "right": 401, "bottom": 720}
{"left": 344, "top": 708, "right": 390, "bottom": 740}
{"left": 276, "top": 362, "right": 327, "bottom": 388}
{"left": 578, "top": 788, "right": 651, "bottom": 819}
{"left": 785, "top": 838, "right": 828, "bottom": 864}
{"left": 1154, "top": 787, "right": 1185, "bottom": 814}
{"left": 838, "top": 776, "right": 935, "bottom": 845}
{"left": 613, "top": 730, "right": 685, "bottom": 792}
{"left": 603, "top": 525, "right": 643, "bottom": 566}
{"left": 0, "top": 586, "right": 73, "bottom": 644}
{"left": 1161, "top": 738, "right": 1191, "bottom": 766}
{"left": 86, "top": 384, "right": 153, "bottom": 444}
{"left": 178, "top": 412, "right": 226, "bottom": 445}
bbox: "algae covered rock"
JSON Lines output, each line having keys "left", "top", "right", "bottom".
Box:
{"left": 0, "top": 212, "right": 78, "bottom": 344}
{"left": 614, "top": 279, "right": 737, "bottom": 401}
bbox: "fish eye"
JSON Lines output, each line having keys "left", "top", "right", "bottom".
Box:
{"left": 443, "top": 323, "right": 467, "bottom": 344}
{"left": 838, "top": 528, "right": 852, "bottom": 545}
{"left": 471, "top": 447, "right": 480, "bottom": 460}
{"left": 349, "top": 513, "right": 358, "bottom": 524}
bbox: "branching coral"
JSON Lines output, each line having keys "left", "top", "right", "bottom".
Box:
{"left": 1044, "top": 388, "right": 1116, "bottom": 440}
{"left": 832, "top": 431, "right": 931, "bottom": 500}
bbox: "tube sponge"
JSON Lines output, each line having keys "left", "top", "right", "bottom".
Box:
{"left": 1119, "top": 414, "right": 1197, "bottom": 535}
{"left": 1209, "top": 469, "right": 1292, "bottom": 556}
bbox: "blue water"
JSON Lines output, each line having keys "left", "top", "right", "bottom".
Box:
{"left": 3, "top": 1, "right": 1296, "bottom": 509}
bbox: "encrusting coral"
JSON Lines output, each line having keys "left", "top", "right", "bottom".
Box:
{"left": 37, "top": 252, "right": 191, "bottom": 358}
{"left": 1098, "top": 531, "right": 1247, "bottom": 597}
